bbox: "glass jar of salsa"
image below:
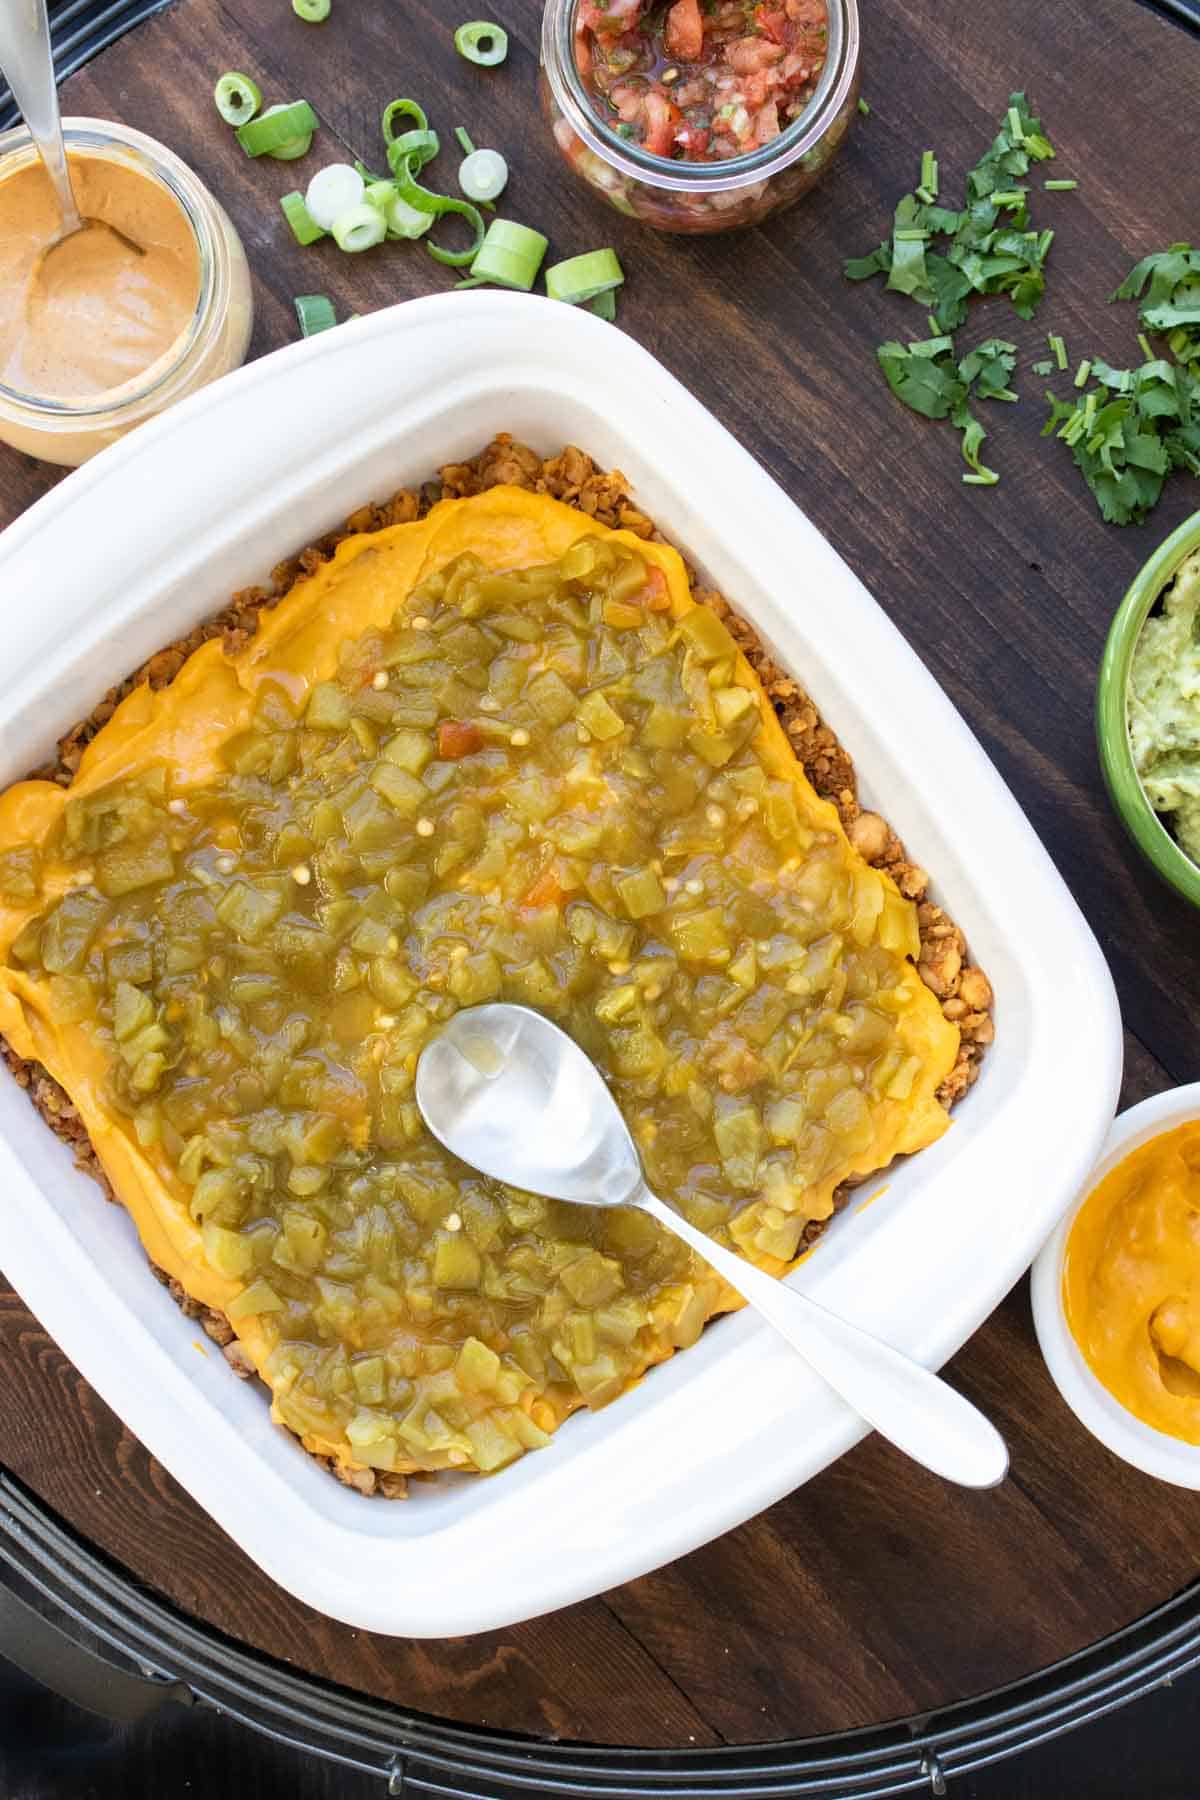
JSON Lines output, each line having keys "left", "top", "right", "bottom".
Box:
{"left": 539, "top": 0, "right": 860, "bottom": 234}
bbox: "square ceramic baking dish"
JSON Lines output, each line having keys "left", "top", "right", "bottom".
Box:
{"left": 0, "top": 294, "right": 1122, "bottom": 1636}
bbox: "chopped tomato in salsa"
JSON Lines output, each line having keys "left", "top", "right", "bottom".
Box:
{"left": 576, "top": 0, "right": 829, "bottom": 164}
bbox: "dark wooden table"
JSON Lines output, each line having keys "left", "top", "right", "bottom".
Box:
{"left": 2, "top": 0, "right": 1200, "bottom": 1758}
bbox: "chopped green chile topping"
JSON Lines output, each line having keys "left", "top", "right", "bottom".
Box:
{"left": 12, "top": 539, "right": 934, "bottom": 1477}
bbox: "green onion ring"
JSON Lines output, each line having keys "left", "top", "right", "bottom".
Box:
{"left": 236, "top": 100, "right": 318, "bottom": 158}
{"left": 332, "top": 203, "right": 387, "bottom": 253}
{"left": 214, "top": 72, "right": 262, "bottom": 128}
{"left": 545, "top": 248, "right": 624, "bottom": 304}
{"left": 292, "top": 0, "right": 331, "bottom": 19}
{"left": 589, "top": 289, "right": 618, "bottom": 323}
{"left": 386, "top": 194, "right": 434, "bottom": 240}
{"left": 425, "top": 198, "right": 485, "bottom": 267}
{"left": 280, "top": 191, "right": 327, "bottom": 244}
{"left": 385, "top": 128, "right": 439, "bottom": 175}
{"left": 469, "top": 219, "right": 548, "bottom": 290}
{"left": 382, "top": 98, "right": 429, "bottom": 143}
{"left": 455, "top": 20, "right": 509, "bottom": 66}
{"left": 459, "top": 147, "right": 507, "bottom": 203}
{"left": 294, "top": 294, "right": 337, "bottom": 336}
{"left": 387, "top": 152, "right": 485, "bottom": 266}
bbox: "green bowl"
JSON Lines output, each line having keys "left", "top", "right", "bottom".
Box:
{"left": 1096, "top": 510, "right": 1200, "bottom": 911}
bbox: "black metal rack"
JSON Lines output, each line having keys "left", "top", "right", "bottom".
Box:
{"left": 2, "top": 1471, "right": 1199, "bottom": 1798}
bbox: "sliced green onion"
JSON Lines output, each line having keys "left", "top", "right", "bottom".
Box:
{"left": 459, "top": 148, "right": 508, "bottom": 203}
{"left": 545, "top": 248, "right": 624, "bottom": 305}
{"left": 1137, "top": 331, "right": 1154, "bottom": 361}
{"left": 383, "top": 151, "right": 485, "bottom": 264}
{"left": 469, "top": 218, "right": 548, "bottom": 290}
{"left": 306, "top": 163, "right": 365, "bottom": 230}
{"left": 455, "top": 126, "right": 476, "bottom": 156}
{"left": 590, "top": 289, "right": 617, "bottom": 323}
{"left": 386, "top": 129, "right": 440, "bottom": 175}
{"left": 455, "top": 19, "right": 508, "bottom": 65}
{"left": 237, "top": 100, "right": 317, "bottom": 159}
{"left": 386, "top": 194, "right": 433, "bottom": 240}
{"left": 1044, "top": 179, "right": 1077, "bottom": 191}
{"left": 1048, "top": 332, "right": 1068, "bottom": 371}
{"left": 332, "top": 202, "right": 387, "bottom": 253}
{"left": 425, "top": 198, "right": 485, "bottom": 266}
{"left": 857, "top": 97, "right": 870, "bottom": 117}
{"left": 455, "top": 274, "right": 487, "bottom": 288}
{"left": 363, "top": 180, "right": 395, "bottom": 213}
{"left": 382, "top": 98, "right": 429, "bottom": 143}
{"left": 214, "top": 72, "right": 261, "bottom": 128}
{"left": 294, "top": 294, "right": 336, "bottom": 336}
{"left": 1073, "top": 358, "right": 1091, "bottom": 389}
{"left": 292, "top": 0, "right": 331, "bottom": 18}
{"left": 280, "top": 190, "right": 326, "bottom": 245}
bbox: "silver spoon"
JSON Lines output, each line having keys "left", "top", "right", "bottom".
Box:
{"left": 0, "top": 0, "right": 84, "bottom": 241}
{"left": 416, "top": 1003, "right": 1008, "bottom": 1490}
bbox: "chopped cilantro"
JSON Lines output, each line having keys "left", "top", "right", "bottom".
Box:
{"left": 1111, "top": 243, "right": 1200, "bottom": 373}
{"left": 843, "top": 93, "right": 1059, "bottom": 332}
{"left": 1041, "top": 355, "right": 1200, "bottom": 524}
{"left": 875, "top": 334, "right": 1017, "bottom": 484}
{"left": 1031, "top": 358, "right": 1055, "bottom": 376}
{"left": 955, "top": 404, "right": 999, "bottom": 485}
{"left": 958, "top": 337, "right": 1019, "bottom": 401}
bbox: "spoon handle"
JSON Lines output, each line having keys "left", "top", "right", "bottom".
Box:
{"left": 0, "top": 0, "right": 82, "bottom": 234}
{"left": 634, "top": 1186, "right": 1008, "bottom": 1490}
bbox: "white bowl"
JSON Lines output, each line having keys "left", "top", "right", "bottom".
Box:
{"left": 0, "top": 294, "right": 1123, "bottom": 1635}
{"left": 1032, "top": 1084, "right": 1200, "bottom": 1488}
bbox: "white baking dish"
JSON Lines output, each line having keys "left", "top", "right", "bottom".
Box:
{"left": 0, "top": 294, "right": 1122, "bottom": 1636}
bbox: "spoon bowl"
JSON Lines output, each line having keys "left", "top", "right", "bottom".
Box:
{"left": 416, "top": 1002, "right": 643, "bottom": 1205}
{"left": 416, "top": 1003, "right": 1009, "bottom": 1489}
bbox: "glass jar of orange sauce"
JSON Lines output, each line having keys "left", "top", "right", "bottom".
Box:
{"left": 0, "top": 117, "right": 253, "bottom": 466}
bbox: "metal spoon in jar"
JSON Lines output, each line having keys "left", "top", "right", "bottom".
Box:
{"left": 415, "top": 1003, "right": 1009, "bottom": 1490}
{"left": 0, "top": 0, "right": 140, "bottom": 259}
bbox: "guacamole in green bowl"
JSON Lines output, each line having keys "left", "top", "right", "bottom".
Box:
{"left": 1098, "top": 513, "right": 1200, "bottom": 910}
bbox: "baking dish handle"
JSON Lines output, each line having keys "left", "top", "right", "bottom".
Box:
{"left": 0, "top": 1581, "right": 193, "bottom": 1723}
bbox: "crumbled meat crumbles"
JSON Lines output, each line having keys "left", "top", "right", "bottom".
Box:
{"left": 5, "top": 435, "right": 992, "bottom": 1497}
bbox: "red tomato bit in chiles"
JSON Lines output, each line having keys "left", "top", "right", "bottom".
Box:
{"left": 575, "top": 0, "right": 830, "bottom": 163}
{"left": 437, "top": 719, "right": 484, "bottom": 759}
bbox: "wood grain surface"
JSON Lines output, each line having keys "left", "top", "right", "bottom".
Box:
{"left": 1, "top": 0, "right": 1199, "bottom": 1752}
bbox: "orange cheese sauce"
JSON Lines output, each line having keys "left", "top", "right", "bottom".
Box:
{"left": 1064, "top": 1120, "right": 1200, "bottom": 1444}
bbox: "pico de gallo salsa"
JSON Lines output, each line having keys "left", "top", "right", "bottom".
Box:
{"left": 575, "top": 0, "right": 831, "bottom": 163}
